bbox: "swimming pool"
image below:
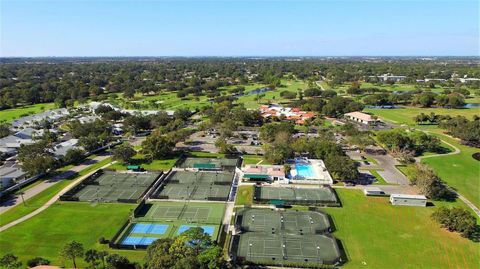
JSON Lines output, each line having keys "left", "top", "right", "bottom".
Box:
{"left": 295, "top": 163, "right": 315, "bottom": 178}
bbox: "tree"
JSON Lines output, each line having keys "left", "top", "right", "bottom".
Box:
{"left": 263, "top": 132, "right": 294, "bottom": 164}
{"left": 0, "top": 123, "right": 10, "bottom": 138}
{"left": 98, "top": 250, "right": 109, "bottom": 269}
{"left": 60, "top": 241, "right": 84, "bottom": 268}
{"left": 105, "top": 254, "right": 134, "bottom": 269}
{"left": 175, "top": 227, "right": 212, "bottom": 255}
{"left": 27, "top": 257, "right": 50, "bottom": 267}
{"left": 79, "top": 135, "right": 103, "bottom": 152}
{"left": 17, "top": 141, "right": 57, "bottom": 176}
{"left": 324, "top": 154, "right": 359, "bottom": 182}
{"left": 64, "top": 148, "right": 85, "bottom": 164}
{"left": 410, "top": 164, "right": 455, "bottom": 200}
{"left": 214, "top": 138, "right": 237, "bottom": 155}
{"left": 112, "top": 144, "right": 136, "bottom": 163}
{"left": 0, "top": 254, "right": 22, "bottom": 269}
{"left": 432, "top": 207, "right": 478, "bottom": 240}
{"left": 141, "top": 131, "right": 175, "bottom": 160}
{"left": 145, "top": 238, "right": 176, "bottom": 269}
{"left": 84, "top": 249, "right": 100, "bottom": 269}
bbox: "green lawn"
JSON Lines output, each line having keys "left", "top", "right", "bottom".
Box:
{"left": 365, "top": 106, "right": 480, "bottom": 207}
{"left": 241, "top": 155, "right": 271, "bottom": 166}
{"left": 235, "top": 80, "right": 307, "bottom": 109}
{"left": 364, "top": 106, "right": 479, "bottom": 125}
{"left": 0, "top": 157, "right": 113, "bottom": 227}
{"left": 0, "top": 103, "right": 56, "bottom": 122}
{"left": 324, "top": 189, "right": 479, "bottom": 269}
{"left": 109, "top": 154, "right": 178, "bottom": 171}
{"left": 368, "top": 169, "right": 389, "bottom": 185}
{"left": 0, "top": 202, "right": 142, "bottom": 267}
{"left": 421, "top": 132, "right": 480, "bottom": 208}
{"left": 235, "top": 185, "right": 254, "bottom": 206}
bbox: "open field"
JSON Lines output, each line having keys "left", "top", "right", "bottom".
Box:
{"left": 323, "top": 189, "right": 479, "bottom": 269}
{"left": 109, "top": 154, "right": 178, "bottom": 171}
{"left": 0, "top": 157, "right": 113, "bottom": 226}
{"left": 0, "top": 202, "right": 142, "bottom": 267}
{"left": 364, "top": 106, "right": 479, "bottom": 125}
{"left": 421, "top": 131, "right": 480, "bottom": 207}
{"left": 0, "top": 103, "right": 56, "bottom": 122}
{"left": 241, "top": 155, "right": 272, "bottom": 165}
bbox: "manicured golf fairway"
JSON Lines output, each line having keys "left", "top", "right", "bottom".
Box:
{"left": 324, "top": 189, "right": 479, "bottom": 269}
{"left": 0, "top": 103, "right": 56, "bottom": 122}
{"left": 364, "top": 106, "right": 479, "bottom": 125}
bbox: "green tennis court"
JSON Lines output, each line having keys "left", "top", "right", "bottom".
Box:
{"left": 136, "top": 201, "right": 226, "bottom": 224}
{"left": 177, "top": 157, "right": 239, "bottom": 170}
{"left": 254, "top": 186, "right": 339, "bottom": 205}
{"left": 70, "top": 171, "right": 160, "bottom": 202}
{"left": 238, "top": 208, "right": 332, "bottom": 234}
{"left": 232, "top": 208, "right": 341, "bottom": 266}
{"left": 151, "top": 170, "right": 234, "bottom": 201}
{"left": 158, "top": 184, "right": 231, "bottom": 200}
{"left": 168, "top": 170, "right": 234, "bottom": 184}
{"left": 235, "top": 233, "right": 341, "bottom": 265}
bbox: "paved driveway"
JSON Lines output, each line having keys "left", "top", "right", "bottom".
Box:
{"left": 347, "top": 150, "right": 409, "bottom": 185}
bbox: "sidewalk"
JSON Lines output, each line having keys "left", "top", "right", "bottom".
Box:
{"left": 0, "top": 160, "right": 115, "bottom": 232}
{"left": 0, "top": 154, "right": 110, "bottom": 214}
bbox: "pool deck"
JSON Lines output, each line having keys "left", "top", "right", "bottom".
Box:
{"left": 289, "top": 159, "right": 333, "bottom": 185}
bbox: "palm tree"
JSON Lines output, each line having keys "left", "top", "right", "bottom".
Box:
{"left": 84, "top": 249, "right": 99, "bottom": 269}
{"left": 97, "top": 250, "right": 109, "bottom": 269}
{"left": 60, "top": 241, "right": 84, "bottom": 268}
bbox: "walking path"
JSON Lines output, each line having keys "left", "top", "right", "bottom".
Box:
{"left": 0, "top": 153, "right": 111, "bottom": 214}
{"left": 0, "top": 160, "right": 116, "bottom": 232}
{"left": 415, "top": 132, "right": 480, "bottom": 217}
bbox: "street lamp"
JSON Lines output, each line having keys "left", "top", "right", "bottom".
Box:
{"left": 317, "top": 246, "right": 320, "bottom": 263}
{"left": 18, "top": 192, "right": 26, "bottom": 206}
{"left": 249, "top": 243, "right": 253, "bottom": 261}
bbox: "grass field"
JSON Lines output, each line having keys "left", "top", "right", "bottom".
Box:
{"left": 109, "top": 154, "right": 178, "bottom": 171}
{"left": 364, "top": 106, "right": 480, "bottom": 207}
{"left": 0, "top": 202, "right": 142, "bottom": 267}
{"left": 235, "top": 80, "right": 307, "bottom": 109}
{"left": 241, "top": 155, "right": 271, "bottom": 165}
{"left": 421, "top": 131, "right": 480, "bottom": 207}
{"left": 0, "top": 157, "right": 113, "bottom": 227}
{"left": 324, "top": 189, "right": 479, "bottom": 269}
{"left": 364, "top": 106, "right": 479, "bottom": 125}
{"left": 0, "top": 103, "right": 56, "bottom": 122}
{"left": 235, "top": 185, "right": 254, "bottom": 206}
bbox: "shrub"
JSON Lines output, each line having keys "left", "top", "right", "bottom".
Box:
{"left": 27, "top": 257, "right": 50, "bottom": 267}
{"left": 432, "top": 207, "right": 479, "bottom": 240}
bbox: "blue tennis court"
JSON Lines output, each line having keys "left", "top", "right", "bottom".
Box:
{"left": 131, "top": 223, "right": 168, "bottom": 234}
{"left": 177, "top": 225, "right": 215, "bottom": 236}
{"left": 121, "top": 236, "right": 159, "bottom": 246}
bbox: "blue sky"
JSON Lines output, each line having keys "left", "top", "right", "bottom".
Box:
{"left": 1, "top": 0, "right": 478, "bottom": 56}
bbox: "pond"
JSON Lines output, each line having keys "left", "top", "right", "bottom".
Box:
{"left": 464, "top": 103, "right": 480, "bottom": 108}
{"left": 245, "top": 87, "right": 270, "bottom": 96}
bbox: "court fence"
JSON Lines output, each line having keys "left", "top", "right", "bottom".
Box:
{"left": 59, "top": 169, "right": 162, "bottom": 203}
{"left": 109, "top": 219, "right": 132, "bottom": 249}
{"left": 252, "top": 186, "right": 342, "bottom": 207}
